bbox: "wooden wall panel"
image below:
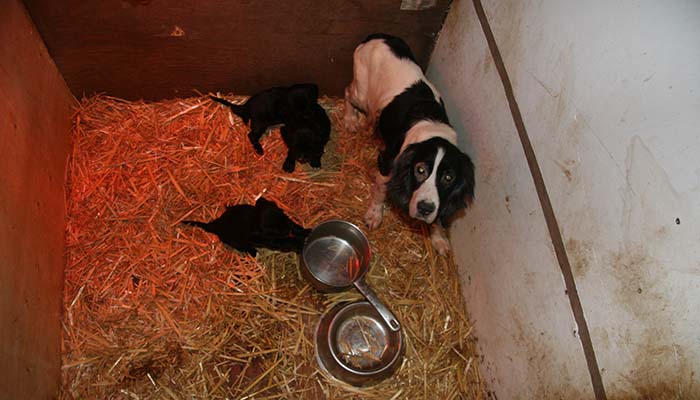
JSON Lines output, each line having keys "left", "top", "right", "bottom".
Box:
{"left": 23, "top": 0, "right": 450, "bottom": 100}
{"left": 0, "top": 1, "right": 74, "bottom": 398}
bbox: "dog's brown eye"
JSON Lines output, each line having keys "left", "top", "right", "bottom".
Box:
{"left": 445, "top": 174, "right": 453, "bottom": 182}
{"left": 414, "top": 163, "right": 428, "bottom": 180}
{"left": 442, "top": 173, "right": 454, "bottom": 184}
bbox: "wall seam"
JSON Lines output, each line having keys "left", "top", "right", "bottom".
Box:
{"left": 470, "top": 1, "right": 607, "bottom": 399}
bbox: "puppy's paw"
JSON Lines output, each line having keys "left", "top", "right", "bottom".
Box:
{"left": 364, "top": 203, "right": 384, "bottom": 230}
{"left": 282, "top": 160, "right": 295, "bottom": 173}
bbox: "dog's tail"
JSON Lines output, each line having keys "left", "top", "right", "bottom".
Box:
{"left": 209, "top": 96, "right": 250, "bottom": 123}
{"left": 182, "top": 220, "right": 212, "bottom": 233}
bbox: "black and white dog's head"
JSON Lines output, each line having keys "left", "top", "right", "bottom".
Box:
{"left": 387, "top": 136, "right": 474, "bottom": 226}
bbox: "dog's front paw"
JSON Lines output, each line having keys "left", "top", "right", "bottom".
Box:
{"left": 248, "top": 133, "right": 264, "bottom": 155}
{"left": 431, "top": 235, "right": 451, "bottom": 256}
{"left": 430, "top": 227, "right": 451, "bottom": 257}
{"left": 364, "top": 203, "right": 384, "bottom": 230}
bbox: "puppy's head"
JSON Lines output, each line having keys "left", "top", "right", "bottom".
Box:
{"left": 293, "top": 127, "right": 326, "bottom": 166}
{"left": 280, "top": 83, "right": 319, "bottom": 119}
{"left": 387, "top": 137, "right": 474, "bottom": 226}
{"left": 283, "top": 105, "right": 331, "bottom": 168}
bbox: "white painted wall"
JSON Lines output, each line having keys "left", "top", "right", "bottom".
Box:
{"left": 427, "top": 1, "right": 594, "bottom": 398}
{"left": 429, "top": 0, "right": 700, "bottom": 398}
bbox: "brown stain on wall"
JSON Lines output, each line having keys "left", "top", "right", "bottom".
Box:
{"left": 474, "top": 46, "right": 493, "bottom": 76}
{"left": 510, "top": 311, "right": 587, "bottom": 399}
{"left": 565, "top": 238, "right": 593, "bottom": 278}
{"left": 608, "top": 246, "right": 696, "bottom": 399}
{"left": 490, "top": 2, "right": 523, "bottom": 65}
{"left": 555, "top": 158, "right": 578, "bottom": 184}
{"left": 604, "top": 136, "right": 697, "bottom": 398}
{"left": 610, "top": 247, "right": 655, "bottom": 319}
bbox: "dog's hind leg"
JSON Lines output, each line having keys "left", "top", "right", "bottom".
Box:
{"left": 248, "top": 122, "right": 266, "bottom": 155}
{"left": 343, "top": 85, "right": 364, "bottom": 133}
{"left": 364, "top": 172, "right": 390, "bottom": 230}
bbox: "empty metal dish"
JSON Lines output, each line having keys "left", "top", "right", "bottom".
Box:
{"left": 315, "top": 301, "right": 404, "bottom": 387}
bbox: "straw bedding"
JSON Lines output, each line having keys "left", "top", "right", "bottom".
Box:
{"left": 61, "top": 94, "right": 486, "bottom": 399}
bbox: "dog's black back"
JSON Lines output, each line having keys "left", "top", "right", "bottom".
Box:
{"left": 210, "top": 87, "right": 286, "bottom": 124}
{"left": 182, "top": 197, "right": 310, "bottom": 256}
{"left": 377, "top": 80, "right": 450, "bottom": 176}
{"left": 210, "top": 83, "right": 318, "bottom": 155}
{"left": 362, "top": 33, "right": 417, "bottom": 63}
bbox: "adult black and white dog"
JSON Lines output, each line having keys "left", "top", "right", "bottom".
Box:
{"left": 344, "top": 33, "right": 475, "bottom": 255}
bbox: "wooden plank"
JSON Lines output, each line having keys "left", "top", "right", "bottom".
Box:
{"left": 23, "top": 0, "right": 450, "bottom": 100}
{"left": 0, "top": 1, "right": 74, "bottom": 398}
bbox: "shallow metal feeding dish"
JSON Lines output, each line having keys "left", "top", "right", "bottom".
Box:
{"left": 315, "top": 301, "right": 404, "bottom": 387}
{"left": 301, "top": 220, "right": 370, "bottom": 288}
{"left": 301, "top": 220, "right": 400, "bottom": 331}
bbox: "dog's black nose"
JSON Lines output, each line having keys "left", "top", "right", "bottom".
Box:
{"left": 417, "top": 200, "right": 435, "bottom": 216}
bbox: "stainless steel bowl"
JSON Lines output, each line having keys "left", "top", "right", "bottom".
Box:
{"left": 301, "top": 220, "right": 371, "bottom": 290}
{"left": 301, "top": 220, "right": 401, "bottom": 331}
{"left": 315, "top": 301, "right": 404, "bottom": 387}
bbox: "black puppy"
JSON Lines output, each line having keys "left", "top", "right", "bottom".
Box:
{"left": 182, "top": 197, "right": 310, "bottom": 257}
{"left": 279, "top": 100, "right": 331, "bottom": 172}
{"left": 210, "top": 83, "right": 318, "bottom": 155}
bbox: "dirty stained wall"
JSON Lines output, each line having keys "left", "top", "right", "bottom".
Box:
{"left": 496, "top": 1, "right": 700, "bottom": 397}
{"left": 429, "top": 0, "right": 700, "bottom": 398}
{"left": 427, "top": 1, "right": 595, "bottom": 398}
{"left": 0, "top": 1, "right": 74, "bottom": 398}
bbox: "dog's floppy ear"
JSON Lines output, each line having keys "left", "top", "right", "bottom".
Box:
{"left": 386, "top": 145, "right": 417, "bottom": 213}
{"left": 460, "top": 151, "right": 475, "bottom": 203}
{"left": 439, "top": 151, "right": 475, "bottom": 227}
